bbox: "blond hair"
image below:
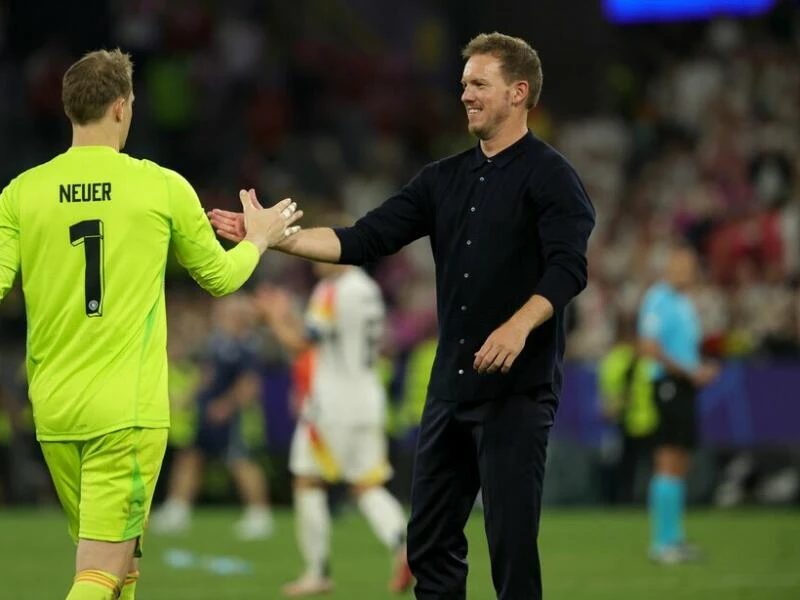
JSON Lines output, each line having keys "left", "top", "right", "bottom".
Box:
{"left": 62, "top": 48, "right": 133, "bottom": 125}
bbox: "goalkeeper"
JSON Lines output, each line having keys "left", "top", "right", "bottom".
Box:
{"left": 0, "top": 48, "right": 302, "bottom": 600}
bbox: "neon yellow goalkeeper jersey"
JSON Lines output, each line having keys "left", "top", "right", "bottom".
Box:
{"left": 0, "top": 145, "right": 260, "bottom": 441}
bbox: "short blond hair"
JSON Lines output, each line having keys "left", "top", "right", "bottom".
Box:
{"left": 62, "top": 48, "right": 133, "bottom": 125}
{"left": 462, "top": 32, "right": 543, "bottom": 109}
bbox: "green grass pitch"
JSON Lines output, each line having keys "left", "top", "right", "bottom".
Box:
{"left": 1, "top": 508, "right": 798, "bottom": 599}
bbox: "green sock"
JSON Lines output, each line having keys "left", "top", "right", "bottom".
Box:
{"left": 120, "top": 571, "right": 139, "bottom": 599}
{"left": 66, "top": 570, "right": 121, "bottom": 599}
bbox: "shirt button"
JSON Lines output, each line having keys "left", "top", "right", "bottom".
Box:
{"left": 466, "top": 240, "right": 472, "bottom": 246}
{"left": 479, "top": 176, "right": 485, "bottom": 182}
{"left": 458, "top": 369, "right": 464, "bottom": 375}
{"left": 461, "top": 305, "right": 467, "bottom": 311}
{"left": 470, "top": 206, "right": 476, "bottom": 212}
{"left": 463, "top": 273, "right": 469, "bottom": 278}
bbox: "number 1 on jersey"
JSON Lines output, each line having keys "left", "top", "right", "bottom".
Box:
{"left": 69, "top": 219, "right": 104, "bottom": 317}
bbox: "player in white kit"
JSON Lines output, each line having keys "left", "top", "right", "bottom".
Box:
{"left": 255, "top": 261, "right": 412, "bottom": 597}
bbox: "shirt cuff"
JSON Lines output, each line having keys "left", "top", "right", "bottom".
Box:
{"left": 229, "top": 240, "right": 261, "bottom": 273}
{"left": 333, "top": 227, "right": 362, "bottom": 265}
{"left": 235, "top": 239, "right": 261, "bottom": 264}
{"left": 534, "top": 267, "right": 581, "bottom": 312}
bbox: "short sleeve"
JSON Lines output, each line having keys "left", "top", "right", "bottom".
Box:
{"left": 638, "top": 292, "right": 663, "bottom": 341}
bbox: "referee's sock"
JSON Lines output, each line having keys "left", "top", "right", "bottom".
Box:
{"left": 649, "top": 475, "right": 683, "bottom": 550}
{"left": 66, "top": 570, "right": 121, "bottom": 599}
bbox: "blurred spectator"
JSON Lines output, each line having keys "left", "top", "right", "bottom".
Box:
{"left": 598, "top": 317, "right": 658, "bottom": 504}
{"left": 0, "top": 2, "right": 798, "bottom": 512}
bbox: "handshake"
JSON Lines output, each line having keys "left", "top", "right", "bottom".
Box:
{"left": 221, "top": 188, "right": 303, "bottom": 253}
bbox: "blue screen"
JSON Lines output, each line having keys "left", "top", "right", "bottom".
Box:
{"left": 604, "top": 0, "right": 777, "bottom": 23}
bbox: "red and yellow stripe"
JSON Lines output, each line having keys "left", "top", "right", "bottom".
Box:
{"left": 292, "top": 349, "right": 317, "bottom": 410}
{"left": 306, "top": 422, "right": 341, "bottom": 482}
{"left": 74, "top": 569, "right": 121, "bottom": 596}
{"left": 124, "top": 570, "right": 140, "bottom": 587}
{"left": 309, "top": 283, "right": 336, "bottom": 324}
{"left": 355, "top": 460, "right": 393, "bottom": 488}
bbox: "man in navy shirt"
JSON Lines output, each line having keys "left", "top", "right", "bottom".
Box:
{"left": 210, "top": 32, "right": 595, "bottom": 600}
{"left": 638, "top": 246, "right": 718, "bottom": 564}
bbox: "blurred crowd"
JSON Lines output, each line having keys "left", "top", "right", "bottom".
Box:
{"left": 0, "top": 2, "right": 799, "bottom": 504}
{"left": 568, "top": 18, "right": 799, "bottom": 361}
{"left": 2, "top": 4, "right": 798, "bottom": 363}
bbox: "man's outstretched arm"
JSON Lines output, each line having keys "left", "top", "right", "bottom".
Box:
{"left": 209, "top": 167, "right": 434, "bottom": 265}
{"left": 208, "top": 191, "right": 341, "bottom": 262}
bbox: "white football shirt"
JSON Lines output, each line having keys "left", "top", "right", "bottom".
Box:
{"left": 304, "top": 268, "right": 387, "bottom": 425}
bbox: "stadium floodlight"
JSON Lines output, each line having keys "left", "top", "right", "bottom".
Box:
{"left": 603, "top": 0, "right": 777, "bottom": 24}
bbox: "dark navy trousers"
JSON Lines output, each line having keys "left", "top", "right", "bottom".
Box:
{"left": 407, "top": 388, "right": 557, "bottom": 600}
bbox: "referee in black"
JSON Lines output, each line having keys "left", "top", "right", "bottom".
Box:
{"left": 210, "top": 32, "right": 596, "bottom": 600}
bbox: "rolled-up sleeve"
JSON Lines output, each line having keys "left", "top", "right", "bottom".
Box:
{"left": 335, "top": 166, "right": 434, "bottom": 265}
{"left": 533, "top": 165, "right": 596, "bottom": 311}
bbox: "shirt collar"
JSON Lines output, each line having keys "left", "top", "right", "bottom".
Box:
{"left": 66, "top": 145, "right": 119, "bottom": 155}
{"left": 469, "top": 130, "right": 534, "bottom": 171}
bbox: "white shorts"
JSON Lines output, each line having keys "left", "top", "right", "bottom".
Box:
{"left": 289, "top": 420, "right": 392, "bottom": 485}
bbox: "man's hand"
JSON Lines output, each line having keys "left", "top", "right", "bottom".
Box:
{"left": 208, "top": 207, "right": 246, "bottom": 243}
{"left": 692, "top": 363, "right": 720, "bottom": 387}
{"left": 239, "top": 190, "right": 303, "bottom": 252}
{"left": 473, "top": 319, "right": 529, "bottom": 374}
{"left": 210, "top": 189, "right": 300, "bottom": 248}
{"left": 209, "top": 188, "right": 262, "bottom": 242}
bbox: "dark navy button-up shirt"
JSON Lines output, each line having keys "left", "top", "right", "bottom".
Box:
{"left": 335, "top": 131, "right": 596, "bottom": 401}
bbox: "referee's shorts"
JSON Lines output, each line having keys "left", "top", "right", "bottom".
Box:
{"left": 653, "top": 375, "right": 698, "bottom": 450}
